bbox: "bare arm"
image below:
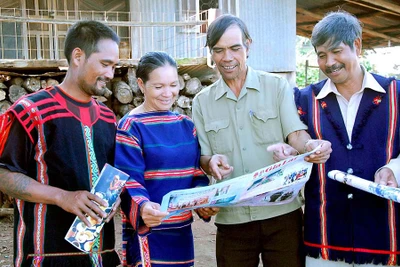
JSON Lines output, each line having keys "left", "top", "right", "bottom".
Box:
{"left": 0, "top": 168, "right": 33, "bottom": 200}
{"left": 0, "top": 168, "right": 108, "bottom": 226}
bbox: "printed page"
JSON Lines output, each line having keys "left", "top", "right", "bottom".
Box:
{"left": 64, "top": 163, "right": 129, "bottom": 253}
{"left": 160, "top": 146, "right": 319, "bottom": 215}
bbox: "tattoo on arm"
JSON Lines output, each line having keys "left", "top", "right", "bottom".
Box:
{"left": 0, "top": 168, "right": 32, "bottom": 200}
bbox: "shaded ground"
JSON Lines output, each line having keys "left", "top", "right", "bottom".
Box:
{"left": 0, "top": 215, "right": 13, "bottom": 267}
{"left": 0, "top": 212, "right": 217, "bottom": 267}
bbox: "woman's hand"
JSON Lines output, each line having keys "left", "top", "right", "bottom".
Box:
{"left": 140, "top": 201, "right": 169, "bottom": 227}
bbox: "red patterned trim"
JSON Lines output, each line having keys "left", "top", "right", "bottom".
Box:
{"left": 27, "top": 248, "right": 116, "bottom": 257}
{"left": 138, "top": 115, "right": 184, "bottom": 124}
{"left": 129, "top": 199, "right": 140, "bottom": 232}
{"left": 139, "top": 236, "right": 151, "bottom": 267}
{"left": 162, "top": 210, "right": 192, "bottom": 224}
{"left": 15, "top": 199, "right": 26, "bottom": 267}
{"left": 116, "top": 134, "right": 140, "bottom": 148}
{"left": 312, "top": 92, "right": 329, "bottom": 259}
{"left": 194, "top": 169, "right": 206, "bottom": 176}
{"left": 386, "top": 80, "right": 398, "bottom": 265}
{"left": 305, "top": 241, "right": 400, "bottom": 255}
{"left": 0, "top": 113, "right": 14, "bottom": 156}
{"left": 144, "top": 168, "right": 198, "bottom": 179}
{"left": 23, "top": 99, "right": 49, "bottom": 267}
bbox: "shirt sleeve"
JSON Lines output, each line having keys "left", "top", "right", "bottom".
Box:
{"left": 191, "top": 124, "right": 210, "bottom": 188}
{"left": 114, "top": 118, "right": 150, "bottom": 234}
{"left": 192, "top": 95, "right": 213, "bottom": 156}
{"left": 277, "top": 78, "right": 307, "bottom": 139}
{"left": 0, "top": 113, "right": 34, "bottom": 175}
{"left": 379, "top": 156, "right": 400, "bottom": 186}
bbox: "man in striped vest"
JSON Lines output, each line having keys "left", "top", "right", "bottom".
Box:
{"left": 295, "top": 11, "right": 400, "bottom": 267}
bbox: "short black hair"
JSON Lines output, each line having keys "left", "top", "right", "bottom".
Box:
{"left": 64, "top": 20, "right": 120, "bottom": 63}
{"left": 206, "top": 14, "right": 252, "bottom": 52}
{"left": 136, "top": 51, "right": 177, "bottom": 83}
{"left": 311, "top": 11, "right": 362, "bottom": 50}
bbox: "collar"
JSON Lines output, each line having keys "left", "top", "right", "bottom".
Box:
{"left": 316, "top": 65, "right": 386, "bottom": 99}
{"left": 214, "top": 66, "right": 261, "bottom": 100}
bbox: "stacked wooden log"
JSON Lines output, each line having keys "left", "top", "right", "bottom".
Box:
{"left": 0, "top": 68, "right": 218, "bottom": 208}
{"left": 0, "top": 68, "right": 217, "bottom": 118}
{"left": 99, "top": 67, "right": 212, "bottom": 119}
{"left": 0, "top": 74, "right": 62, "bottom": 114}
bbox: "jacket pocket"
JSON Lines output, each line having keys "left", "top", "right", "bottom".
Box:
{"left": 204, "top": 119, "right": 233, "bottom": 154}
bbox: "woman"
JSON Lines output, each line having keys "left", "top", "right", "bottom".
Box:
{"left": 115, "top": 51, "right": 217, "bottom": 267}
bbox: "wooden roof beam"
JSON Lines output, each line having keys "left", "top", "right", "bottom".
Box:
{"left": 297, "top": 29, "right": 312, "bottom": 37}
{"left": 297, "top": 21, "right": 318, "bottom": 27}
{"left": 344, "top": 0, "right": 400, "bottom": 17}
{"left": 356, "top": 11, "right": 382, "bottom": 19}
{"left": 296, "top": 7, "right": 400, "bottom": 44}
{"left": 375, "top": 25, "right": 400, "bottom": 32}
{"left": 356, "top": 0, "right": 400, "bottom": 15}
{"left": 305, "top": 1, "right": 347, "bottom": 12}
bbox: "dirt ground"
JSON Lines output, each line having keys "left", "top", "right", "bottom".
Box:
{"left": 0, "top": 212, "right": 217, "bottom": 267}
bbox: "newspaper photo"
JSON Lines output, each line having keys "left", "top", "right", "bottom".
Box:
{"left": 328, "top": 170, "right": 400, "bottom": 203}
{"left": 65, "top": 163, "right": 129, "bottom": 253}
{"left": 160, "top": 147, "right": 320, "bottom": 216}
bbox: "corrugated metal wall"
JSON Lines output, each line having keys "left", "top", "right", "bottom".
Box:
{"left": 129, "top": 0, "right": 207, "bottom": 59}
{"left": 219, "top": 0, "right": 296, "bottom": 74}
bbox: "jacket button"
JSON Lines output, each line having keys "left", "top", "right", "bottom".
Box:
{"left": 346, "top": 144, "right": 353, "bottom": 150}
{"left": 348, "top": 193, "right": 353, "bottom": 199}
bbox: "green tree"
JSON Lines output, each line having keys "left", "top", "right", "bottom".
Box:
{"left": 296, "top": 36, "right": 319, "bottom": 87}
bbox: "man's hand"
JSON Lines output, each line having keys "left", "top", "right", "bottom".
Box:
{"left": 56, "top": 190, "right": 109, "bottom": 227}
{"left": 375, "top": 167, "right": 398, "bottom": 188}
{"left": 104, "top": 197, "right": 121, "bottom": 223}
{"left": 209, "top": 154, "right": 233, "bottom": 180}
{"left": 267, "top": 143, "right": 298, "bottom": 162}
{"left": 195, "top": 207, "right": 219, "bottom": 218}
{"left": 303, "top": 140, "right": 332, "bottom": 164}
{"left": 140, "top": 201, "right": 169, "bottom": 228}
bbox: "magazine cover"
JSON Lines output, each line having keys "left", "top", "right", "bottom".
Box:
{"left": 160, "top": 146, "right": 320, "bottom": 216}
{"left": 64, "top": 163, "right": 129, "bottom": 253}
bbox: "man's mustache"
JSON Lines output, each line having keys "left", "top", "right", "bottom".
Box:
{"left": 325, "top": 64, "right": 345, "bottom": 74}
{"left": 97, "top": 77, "right": 110, "bottom": 83}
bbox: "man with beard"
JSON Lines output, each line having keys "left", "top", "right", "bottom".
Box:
{"left": 192, "top": 14, "right": 332, "bottom": 267}
{"left": 0, "top": 20, "right": 121, "bottom": 266}
{"left": 294, "top": 11, "right": 400, "bottom": 267}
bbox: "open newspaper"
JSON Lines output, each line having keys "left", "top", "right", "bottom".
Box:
{"left": 160, "top": 146, "right": 321, "bottom": 215}
{"left": 328, "top": 170, "right": 400, "bottom": 203}
{"left": 65, "top": 163, "right": 129, "bottom": 253}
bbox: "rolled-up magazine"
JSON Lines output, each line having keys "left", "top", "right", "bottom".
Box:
{"left": 328, "top": 170, "right": 400, "bottom": 203}
{"left": 160, "top": 146, "right": 322, "bottom": 216}
{"left": 64, "top": 163, "right": 129, "bottom": 252}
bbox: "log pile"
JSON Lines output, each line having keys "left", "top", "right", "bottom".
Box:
{"left": 0, "top": 67, "right": 217, "bottom": 208}
{"left": 109, "top": 68, "right": 209, "bottom": 119}
{"left": 0, "top": 68, "right": 215, "bottom": 118}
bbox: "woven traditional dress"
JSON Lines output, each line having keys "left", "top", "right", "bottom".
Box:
{"left": 0, "top": 86, "right": 120, "bottom": 267}
{"left": 115, "top": 110, "right": 209, "bottom": 267}
{"left": 295, "top": 74, "right": 400, "bottom": 265}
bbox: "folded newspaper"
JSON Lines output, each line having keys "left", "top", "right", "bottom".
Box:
{"left": 328, "top": 170, "right": 400, "bottom": 203}
{"left": 160, "top": 146, "right": 321, "bottom": 216}
{"left": 65, "top": 163, "right": 129, "bottom": 253}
